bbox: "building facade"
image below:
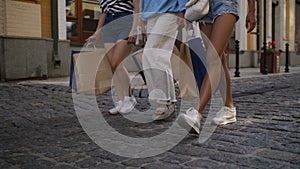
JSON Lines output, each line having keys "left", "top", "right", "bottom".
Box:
{"left": 0, "top": 0, "right": 299, "bottom": 80}
{"left": 232, "top": 0, "right": 299, "bottom": 68}
{"left": 0, "top": 0, "right": 69, "bottom": 80}
{"left": 67, "top": 0, "right": 300, "bottom": 68}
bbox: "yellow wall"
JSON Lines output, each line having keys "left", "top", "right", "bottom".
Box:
{"left": 286, "top": 0, "right": 290, "bottom": 41}
{"left": 2, "top": 0, "right": 51, "bottom": 38}
{"left": 40, "top": 0, "right": 51, "bottom": 38}
{"left": 5, "top": 0, "right": 42, "bottom": 37}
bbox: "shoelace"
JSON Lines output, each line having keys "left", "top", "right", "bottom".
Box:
{"left": 186, "top": 108, "right": 197, "bottom": 117}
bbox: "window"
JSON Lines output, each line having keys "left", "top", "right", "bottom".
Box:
{"left": 66, "top": 0, "right": 101, "bottom": 45}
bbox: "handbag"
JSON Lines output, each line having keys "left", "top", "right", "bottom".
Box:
{"left": 184, "top": 0, "right": 210, "bottom": 22}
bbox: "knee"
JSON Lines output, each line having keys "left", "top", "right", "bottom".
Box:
{"left": 108, "top": 57, "right": 119, "bottom": 72}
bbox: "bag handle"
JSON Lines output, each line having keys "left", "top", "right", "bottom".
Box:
{"left": 85, "top": 43, "right": 97, "bottom": 51}
{"left": 181, "top": 22, "right": 198, "bottom": 43}
{"left": 186, "top": 0, "right": 199, "bottom": 7}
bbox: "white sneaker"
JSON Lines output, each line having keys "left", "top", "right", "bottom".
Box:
{"left": 109, "top": 100, "right": 122, "bottom": 115}
{"left": 212, "top": 106, "right": 236, "bottom": 125}
{"left": 119, "top": 96, "right": 137, "bottom": 114}
{"left": 177, "top": 107, "right": 201, "bottom": 134}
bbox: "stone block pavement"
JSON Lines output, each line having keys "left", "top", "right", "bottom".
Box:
{"left": 0, "top": 67, "right": 300, "bottom": 169}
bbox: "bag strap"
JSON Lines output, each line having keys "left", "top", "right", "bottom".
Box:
{"left": 186, "top": 0, "right": 199, "bottom": 8}
{"left": 86, "top": 43, "right": 97, "bottom": 49}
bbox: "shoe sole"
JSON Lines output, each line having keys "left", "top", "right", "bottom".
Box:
{"left": 219, "top": 118, "right": 237, "bottom": 125}
{"left": 177, "top": 114, "right": 200, "bottom": 134}
{"left": 212, "top": 118, "right": 237, "bottom": 125}
{"left": 109, "top": 109, "right": 119, "bottom": 115}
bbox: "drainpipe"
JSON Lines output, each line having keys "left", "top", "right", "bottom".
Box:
{"left": 51, "top": 0, "right": 61, "bottom": 68}
{"left": 0, "top": 37, "right": 4, "bottom": 81}
{"left": 262, "top": 0, "right": 268, "bottom": 74}
{"left": 257, "top": 0, "right": 261, "bottom": 64}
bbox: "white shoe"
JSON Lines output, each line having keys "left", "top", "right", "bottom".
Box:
{"left": 109, "top": 100, "right": 122, "bottom": 115}
{"left": 119, "top": 96, "right": 137, "bottom": 114}
{"left": 177, "top": 107, "right": 201, "bottom": 134}
{"left": 212, "top": 106, "right": 236, "bottom": 125}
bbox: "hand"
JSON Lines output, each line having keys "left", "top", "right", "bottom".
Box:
{"left": 128, "top": 30, "right": 136, "bottom": 44}
{"left": 140, "top": 21, "right": 147, "bottom": 41}
{"left": 177, "top": 11, "right": 185, "bottom": 30}
{"left": 246, "top": 11, "right": 256, "bottom": 33}
{"left": 86, "top": 34, "right": 97, "bottom": 44}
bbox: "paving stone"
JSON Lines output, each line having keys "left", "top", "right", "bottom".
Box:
{"left": 277, "top": 165, "right": 300, "bottom": 169}
{"left": 218, "top": 164, "right": 250, "bottom": 169}
{"left": 238, "top": 138, "right": 275, "bottom": 149}
{"left": 0, "top": 159, "right": 14, "bottom": 169}
{"left": 4, "top": 154, "right": 40, "bottom": 165}
{"left": 170, "top": 144, "right": 214, "bottom": 157}
{"left": 291, "top": 157, "right": 300, "bottom": 165}
{"left": 74, "top": 158, "right": 101, "bottom": 168}
{"left": 55, "top": 154, "right": 86, "bottom": 163}
{"left": 200, "top": 140, "right": 256, "bottom": 155}
{"left": 142, "top": 162, "right": 182, "bottom": 169}
{"left": 44, "top": 148, "right": 69, "bottom": 158}
{"left": 96, "top": 150, "right": 129, "bottom": 162}
{"left": 52, "top": 164, "right": 79, "bottom": 169}
{"left": 271, "top": 143, "right": 300, "bottom": 154}
{"left": 121, "top": 157, "right": 156, "bottom": 167}
{"left": 19, "top": 159, "right": 56, "bottom": 169}
{"left": 160, "top": 154, "right": 192, "bottom": 164}
{"left": 72, "top": 143, "right": 99, "bottom": 153}
{"left": 92, "top": 163, "right": 125, "bottom": 169}
{"left": 209, "top": 152, "right": 242, "bottom": 164}
{"left": 256, "top": 149, "right": 299, "bottom": 162}
{"left": 184, "top": 159, "right": 219, "bottom": 168}
{"left": 210, "top": 133, "right": 246, "bottom": 144}
{"left": 236, "top": 157, "right": 283, "bottom": 168}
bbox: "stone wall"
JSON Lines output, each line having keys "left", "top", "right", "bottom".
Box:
{"left": 0, "top": 36, "right": 70, "bottom": 81}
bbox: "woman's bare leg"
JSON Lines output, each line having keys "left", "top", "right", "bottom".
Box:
{"left": 105, "top": 40, "right": 133, "bottom": 100}
{"left": 196, "top": 14, "right": 236, "bottom": 114}
{"left": 221, "top": 53, "right": 234, "bottom": 108}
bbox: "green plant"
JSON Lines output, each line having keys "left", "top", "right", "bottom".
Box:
{"left": 267, "top": 40, "right": 277, "bottom": 53}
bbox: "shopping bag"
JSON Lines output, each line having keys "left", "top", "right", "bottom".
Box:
{"left": 69, "top": 50, "right": 80, "bottom": 90}
{"left": 188, "top": 24, "right": 207, "bottom": 91}
{"left": 72, "top": 48, "right": 113, "bottom": 95}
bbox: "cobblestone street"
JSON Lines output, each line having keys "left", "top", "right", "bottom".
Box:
{"left": 0, "top": 72, "right": 300, "bottom": 169}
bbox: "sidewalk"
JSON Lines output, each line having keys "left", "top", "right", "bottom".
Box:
{"left": 18, "top": 66, "right": 300, "bottom": 86}
{"left": 0, "top": 67, "right": 299, "bottom": 168}
{"left": 229, "top": 66, "right": 300, "bottom": 79}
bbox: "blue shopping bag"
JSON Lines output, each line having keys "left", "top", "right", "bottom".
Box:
{"left": 188, "top": 37, "right": 207, "bottom": 91}
{"left": 69, "top": 50, "right": 81, "bottom": 90}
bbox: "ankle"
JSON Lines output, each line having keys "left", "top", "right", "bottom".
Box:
{"left": 195, "top": 107, "right": 203, "bottom": 115}
{"left": 225, "top": 104, "right": 235, "bottom": 109}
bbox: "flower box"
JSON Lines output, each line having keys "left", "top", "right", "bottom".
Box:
{"left": 260, "top": 52, "right": 280, "bottom": 73}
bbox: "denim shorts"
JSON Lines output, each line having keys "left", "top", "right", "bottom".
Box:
{"left": 102, "top": 12, "right": 133, "bottom": 43}
{"left": 199, "top": 0, "right": 239, "bottom": 24}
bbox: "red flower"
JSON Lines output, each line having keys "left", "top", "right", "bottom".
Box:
{"left": 266, "top": 40, "right": 277, "bottom": 53}
{"left": 261, "top": 40, "right": 280, "bottom": 54}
